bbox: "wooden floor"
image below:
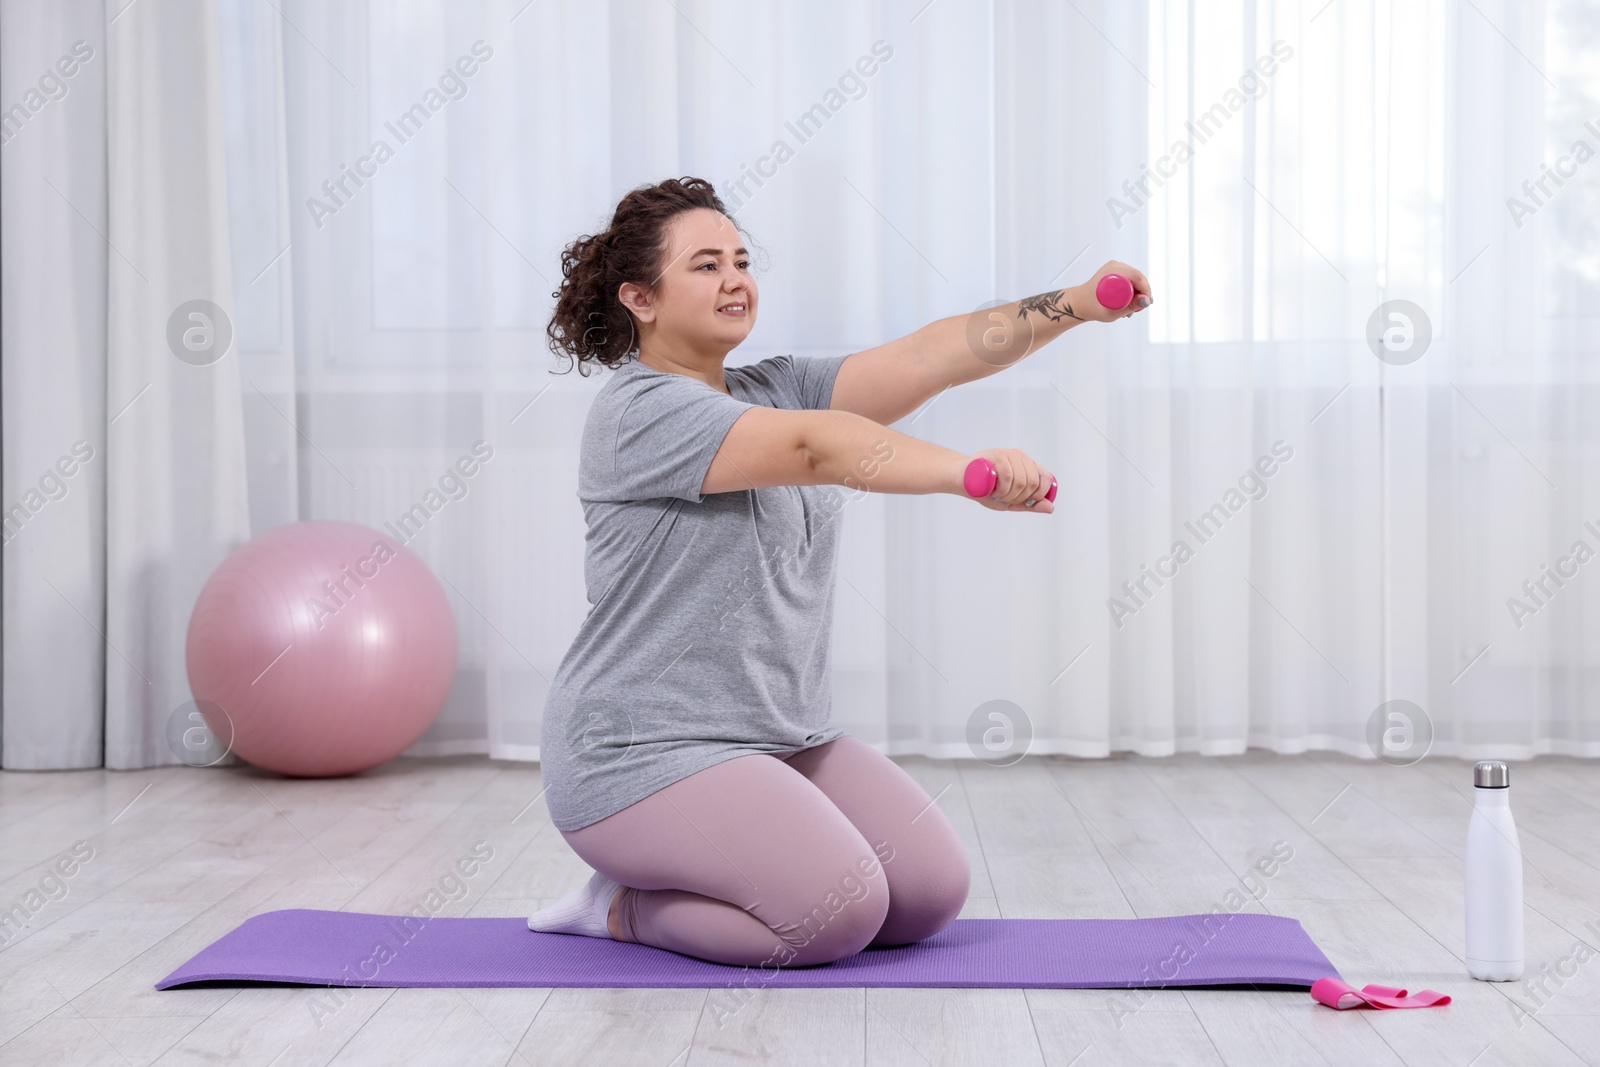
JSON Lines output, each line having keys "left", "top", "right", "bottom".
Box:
{"left": 1, "top": 750, "right": 1597, "bottom": 1066}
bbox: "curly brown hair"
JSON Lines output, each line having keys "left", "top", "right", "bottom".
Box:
{"left": 546, "top": 177, "right": 748, "bottom": 376}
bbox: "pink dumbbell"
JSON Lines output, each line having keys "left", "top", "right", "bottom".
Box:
{"left": 964, "top": 457, "right": 1057, "bottom": 507}
{"left": 1096, "top": 273, "right": 1136, "bottom": 311}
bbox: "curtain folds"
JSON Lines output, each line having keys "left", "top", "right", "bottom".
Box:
{"left": 2, "top": 0, "right": 248, "bottom": 770}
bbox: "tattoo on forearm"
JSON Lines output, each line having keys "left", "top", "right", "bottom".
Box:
{"left": 1016, "top": 289, "right": 1085, "bottom": 324}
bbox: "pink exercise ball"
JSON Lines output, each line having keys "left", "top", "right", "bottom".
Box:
{"left": 185, "top": 520, "right": 457, "bottom": 777}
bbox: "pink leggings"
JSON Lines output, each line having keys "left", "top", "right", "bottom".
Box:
{"left": 558, "top": 734, "right": 971, "bottom": 968}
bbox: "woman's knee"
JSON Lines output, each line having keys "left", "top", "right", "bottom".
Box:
{"left": 769, "top": 846, "right": 892, "bottom": 965}
{"left": 870, "top": 833, "right": 971, "bottom": 947}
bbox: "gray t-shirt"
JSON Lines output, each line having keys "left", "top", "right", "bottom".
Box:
{"left": 540, "top": 352, "right": 853, "bottom": 831}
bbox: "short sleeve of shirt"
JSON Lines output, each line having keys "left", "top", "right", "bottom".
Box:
{"left": 787, "top": 353, "right": 850, "bottom": 410}
{"left": 591, "top": 370, "right": 757, "bottom": 504}
{"left": 733, "top": 353, "right": 850, "bottom": 412}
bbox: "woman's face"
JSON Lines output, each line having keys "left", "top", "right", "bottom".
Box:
{"left": 624, "top": 207, "right": 757, "bottom": 357}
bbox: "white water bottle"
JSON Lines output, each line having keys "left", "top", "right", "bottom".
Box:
{"left": 1464, "top": 760, "right": 1523, "bottom": 981}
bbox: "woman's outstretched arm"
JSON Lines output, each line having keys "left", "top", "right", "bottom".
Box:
{"left": 828, "top": 260, "right": 1152, "bottom": 425}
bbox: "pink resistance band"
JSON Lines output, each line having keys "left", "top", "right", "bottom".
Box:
{"left": 1311, "top": 978, "right": 1452, "bottom": 1010}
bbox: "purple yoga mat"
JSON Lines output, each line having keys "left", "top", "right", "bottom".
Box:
{"left": 156, "top": 909, "right": 1337, "bottom": 990}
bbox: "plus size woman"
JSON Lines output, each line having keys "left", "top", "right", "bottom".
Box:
{"left": 528, "top": 177, "right": 1151, "bottom": 969}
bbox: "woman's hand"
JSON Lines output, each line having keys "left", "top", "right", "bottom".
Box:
{"left": 965, "top": 449, "right": 1056, "bottom": 513}
{"left": 1078, "top": 260, "right": 1153, "bottom": 322}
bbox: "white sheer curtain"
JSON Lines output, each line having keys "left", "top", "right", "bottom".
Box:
{"left": 2, "top": 0, "right": 248, "bottom": 770}
{"left": 216, "top": 0, "right": 1600, "bottom": 766}
{"left": 8, "top": 0, "right": 1595, "bottom": 770}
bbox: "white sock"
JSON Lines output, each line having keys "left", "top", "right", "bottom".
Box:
{"left": 527, "top": 869, "right": 624, "bottom": 939}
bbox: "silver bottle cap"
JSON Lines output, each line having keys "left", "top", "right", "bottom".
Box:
{"left": 1474, "top": 760, "right": 1509, "bottom": 788}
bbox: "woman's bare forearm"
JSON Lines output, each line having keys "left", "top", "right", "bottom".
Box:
{"left": 801, "top": 410, "right": 967, "bottom": 496}
{"left": 924, "top": 282, "right": 1097, "bottom": 386}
